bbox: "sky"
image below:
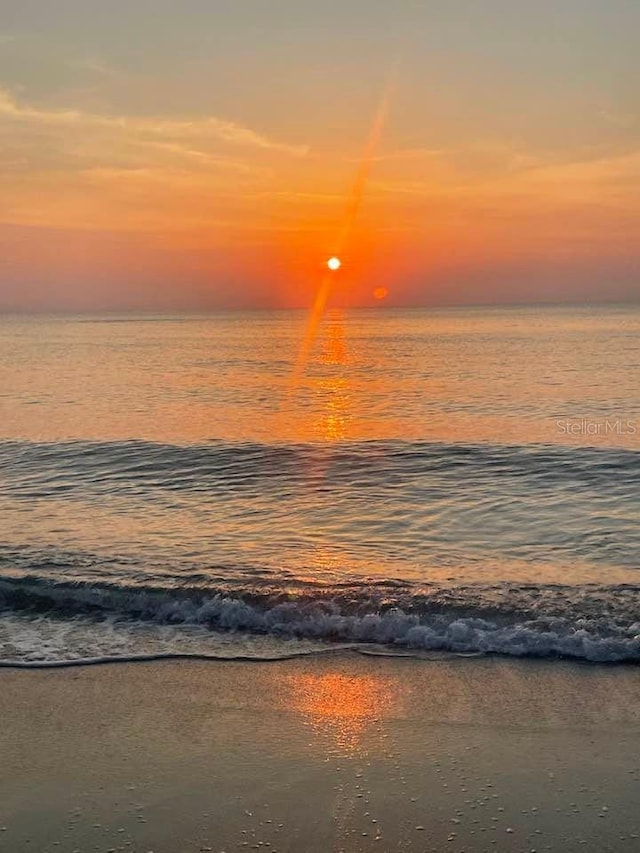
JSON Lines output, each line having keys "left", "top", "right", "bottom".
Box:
{"left": 0, "top": 0, "right": 638, "bottom": 310}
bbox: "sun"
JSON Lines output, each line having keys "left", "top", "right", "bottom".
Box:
{"left": 327, "top": 257, "right": 341, "bottom": 271}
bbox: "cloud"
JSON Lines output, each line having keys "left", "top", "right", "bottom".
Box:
{"left": 362, "top": 144, "right": 640, "bottom": 255}
{"left": 68, "top": 57, "right": 129, "bottom": 81}
{"left": 370, "top": 146, "right": 640, "bottom": 204}
{"left": 0, "top": 86, "right": 308, "bottom": 158}
{"left": 345, "top": 146, "right": 443, "bottom": 164}
{"left": 0, "top": 86, "right": 307, "bottom": 233}
{"left": 0, "top": 84, "right": 304, "bottom": 232}
{"left": 518, "top": 148, "right": 640, "bottom": 193}
{"left": 598, "top": 107, "right": 638, "bottom": 130}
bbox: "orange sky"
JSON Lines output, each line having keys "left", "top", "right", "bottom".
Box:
{"left": 0, "top": 1, "right": 638, "bottom": 310}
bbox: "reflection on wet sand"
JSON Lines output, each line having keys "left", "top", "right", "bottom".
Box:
{"left": 276, "top": 664, "right": 405, "bottom": 851}
{"left": 278, "top": 667, "right": 401, "bottom": 757}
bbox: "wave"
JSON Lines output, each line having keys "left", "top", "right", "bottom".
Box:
{"left": 2, "top": 438, "right": 640, "bottom": 500}
{"left": 1, "top": 575, "right": 639, "bottom": 664}
{"left": 2, "top": 437, "right": 638, "bottom": 663}
{"left": 3, "top": 438, "right": 639, "bottom": 571}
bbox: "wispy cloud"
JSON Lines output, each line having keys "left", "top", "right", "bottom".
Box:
{"left": 598, "top": 107, "right": 638, "bottom": 130}
{"left": 370, "top": 146, "right": 640, "bottom": 201}
{"left": 0, "top": 86, "right": 309, "bottom": 158}
{"left": 0, "top": 85, "right": 308, "bottom": 233}
{"left": 345, "top": 146, "right": 443, "bottom": 164}
{"left": 68, "top": 57, "right": 129, "bottom": 81}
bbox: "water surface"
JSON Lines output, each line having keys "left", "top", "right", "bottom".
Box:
{"left": 1, "top": 306, "right": 638, "bottom": 663}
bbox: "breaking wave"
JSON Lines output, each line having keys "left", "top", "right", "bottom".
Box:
{"left": 1, "top": 574, "right": 639, "bottom": 665}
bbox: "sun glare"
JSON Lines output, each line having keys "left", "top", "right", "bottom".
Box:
{"left": 327, "top": 257, "right": 342, "bottom": 271}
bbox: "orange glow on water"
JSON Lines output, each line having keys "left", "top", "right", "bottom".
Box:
{"left": 315, "top": 315, "right": 352, "bottom": 442}
{"left": 8, "top": 309, "right": 635, "bottom": 450}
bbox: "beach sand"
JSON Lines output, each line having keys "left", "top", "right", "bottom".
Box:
{"left": 0, "top": 653, "right": 639, "bottom": 852}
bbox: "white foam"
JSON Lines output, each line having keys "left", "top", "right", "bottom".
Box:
{"left": 1, "top": 596, "right": 639, "bottom": 665}
{"left": 0, "top": 612, "right": 334, "bottom": 665}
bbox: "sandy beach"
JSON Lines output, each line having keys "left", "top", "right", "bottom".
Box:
{"left": 1, "top": 653, "right": 639, "bottom": 853}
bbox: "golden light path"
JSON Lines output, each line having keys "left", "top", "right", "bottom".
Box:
{"left": 289, "top": 69, "right": 397, "bottom": 391}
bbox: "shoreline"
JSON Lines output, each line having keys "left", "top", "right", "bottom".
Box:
{"left": 1, "top": 644, "right": 640, "bottom": 670}
{"left": 1, "top": 653, "right": 639, "bottom": 852}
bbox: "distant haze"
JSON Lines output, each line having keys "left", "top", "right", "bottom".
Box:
{"left": 0, "top": 0, "right": 638, "bottom": 311}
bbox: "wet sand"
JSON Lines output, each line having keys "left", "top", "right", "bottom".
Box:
{"left": 0, "top": 653, "right": 639, "bottom": 852}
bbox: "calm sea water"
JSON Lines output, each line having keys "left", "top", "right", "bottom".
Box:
{"left": 1, "top": 305, "right": 639, "bottom": 663}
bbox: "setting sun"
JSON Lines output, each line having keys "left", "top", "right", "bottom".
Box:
{"left": 327, "top": 257, "right": 341, "bottom": 271}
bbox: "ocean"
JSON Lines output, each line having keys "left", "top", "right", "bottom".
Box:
{"left": 1, "top": 305, "right": 639, "bottom": 665}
